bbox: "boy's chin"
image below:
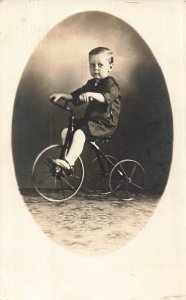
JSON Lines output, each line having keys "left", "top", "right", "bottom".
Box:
{"left": 92, "top": 74, "right": 101, "bottom": 79}
{"left": 92, "top": 75, "right": 106, "bottom": 80}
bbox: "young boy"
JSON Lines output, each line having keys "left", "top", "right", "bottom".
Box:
{"left": 50, "top": 47, "right": 121, "bottom": 170}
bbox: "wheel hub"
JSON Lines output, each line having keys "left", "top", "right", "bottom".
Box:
{"left": 128, "top": 177, "right": 132, "bottom": 183}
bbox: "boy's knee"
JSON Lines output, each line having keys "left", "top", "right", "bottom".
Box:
{"left": 61, "top": 128, "right": 68, "bottom": 143}
{"left": 61, "top": 128, "right": 68, "bottom": 138}
{"left": 74, "top": 129, "right": 86, "bottom": 142}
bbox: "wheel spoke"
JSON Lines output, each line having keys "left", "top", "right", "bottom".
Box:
{"left": 131, "top": 181, "right": 143, "bottom": 190}
{"left": 42, "top": 171, "right": 52, "bottom": 175}
{"left": 60, "top": 179, "right": 67, "bottom": 198}
{"left": 112, "top": 182, "right": 122, "bottom": 191}
{"left": 130, "top": 164, "right": 137, "bottom": 179}
{"left": 52, "top": 177, "right": 57, "bottom": 199}
{"left": 72, "top": 175, "right": 81, "bottom": 180}
{"left": 60, "top": 176, "right": 78, "bottom": 191}
{"left": 44, "top": 159, "right": 51, "bottom": 168}
{"left": 118, "top": 164, "right": 129, "bottom": 179}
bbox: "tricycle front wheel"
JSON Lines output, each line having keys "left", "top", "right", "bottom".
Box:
{"left": 32, "top": 144, "right": 84, "bottom": 203}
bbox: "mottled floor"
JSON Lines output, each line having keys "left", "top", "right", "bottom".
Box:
{"left": 22, "top": 191, "right": 160, "bottom": 256}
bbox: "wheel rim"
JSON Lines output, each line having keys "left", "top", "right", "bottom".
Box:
{"left": 109, "top": 159, "right": 146, "bottom": 200}
{"left": 32, "top": 145, "right": 84, "bottom": 202}
{"left": 88, "top": 155, "right": 118, "bottom": 195}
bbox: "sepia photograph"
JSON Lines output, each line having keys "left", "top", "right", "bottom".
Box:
{"left": 0, "top": 1, "right": 186, "bottom": 299}
{"left": 12, "top": 9, "right": 173, "bottom": 255}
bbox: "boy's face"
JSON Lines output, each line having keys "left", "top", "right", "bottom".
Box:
{"left": 89, "top": 53, "right": 113, "bottom": 79}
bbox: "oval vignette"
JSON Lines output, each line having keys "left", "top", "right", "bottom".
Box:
{"left": 12, "top": 11, "right": 173, "bottom": 255}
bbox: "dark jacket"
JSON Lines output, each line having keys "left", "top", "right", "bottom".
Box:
{"left": 71, "top": 76, "right": 121, "bottom": 137}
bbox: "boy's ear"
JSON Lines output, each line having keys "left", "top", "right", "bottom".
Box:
{"left": 109, "top": 64, "right": 114, "bottom": 72}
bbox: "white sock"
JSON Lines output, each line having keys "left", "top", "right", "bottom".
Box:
{"left": 65, "top": 129, "right": 85, "bottom": 165}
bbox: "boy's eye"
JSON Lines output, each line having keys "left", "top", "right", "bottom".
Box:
{"left": 89, "top": 63, "right": 103, "bottom": 68}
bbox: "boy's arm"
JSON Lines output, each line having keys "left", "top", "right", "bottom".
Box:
{"left": 79, "top": 92, "right": 105, "bottom": 103}
{"left": 49, "top": 93, "right": 73, "bottom": 102}
{"left": 100, "top": 77, "right": 121, "bottom": 106}
{"left": 79, "top": 78, "right": 120, "bottom": 104}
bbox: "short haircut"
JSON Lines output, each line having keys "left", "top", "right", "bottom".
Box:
{"left": 89, "top": 47, "right": 114, "bottom": 64}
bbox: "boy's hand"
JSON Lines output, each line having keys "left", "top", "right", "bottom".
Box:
{"left": 79, "top": 92, "right": 105, "bottom": 103}
{"left": 49, "top": 93, "right": 63, "bottom": 103}
{"left": 49, "top": 93, "right": 72, "bottom": 102}
{"left": 79, "top": 92, "right": 93, "bottom": 103}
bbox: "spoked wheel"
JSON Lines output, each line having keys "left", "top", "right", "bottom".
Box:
{"left": 32, "top": 144, "right": 84, "bottom": 203}
{"left": 88, "top": 155, "right": 118, "bottom": 194}
{"left": 109, "top": 159, "right": 146, "bottom": 200}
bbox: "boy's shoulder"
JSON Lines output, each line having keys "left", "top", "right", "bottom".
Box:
{"left": 104, "top": 76, "right": 118, "bottom": 83}
{"left": 87, "top": 76, "right": 119, "bottom": 87}
{"left": 102, "top": 76, "right": 120, "bottom": 89}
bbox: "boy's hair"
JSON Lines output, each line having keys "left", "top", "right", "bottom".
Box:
{"left": 89, "top": 47, "right": 114, "bottom": 64}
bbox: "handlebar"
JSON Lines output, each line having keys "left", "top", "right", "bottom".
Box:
{"left": 49, "top": 95, "right": 94, "bottom": 110}
{"left": 49, "top": 97, "right": 72, "bottom": 111}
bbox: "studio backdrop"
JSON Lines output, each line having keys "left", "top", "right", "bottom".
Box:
{"left": 12, "top": 11, "right": 173, "bottom": 195}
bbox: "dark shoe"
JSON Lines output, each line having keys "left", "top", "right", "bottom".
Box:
{"left": 53, "top": 159, "right": 74, "bottom": 175}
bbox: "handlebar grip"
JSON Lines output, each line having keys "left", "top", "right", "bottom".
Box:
{"left": 49, "top": 96, "right": 72, "bottom": 111}
{"left": 49, "top": 96, "right": 56, "bottom": 103}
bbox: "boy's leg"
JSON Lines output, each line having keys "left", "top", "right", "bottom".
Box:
{"left": 61, "top": 128, "right": 68, "bottom": 157}
{"left": 61, "top": 128, "right": 68, "bottom": 145}
{"left": 65, "top": 129, "right": 85, "bottom": 165}
{"left": 56, "top": 129, "right": 86, "bottom": 169}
